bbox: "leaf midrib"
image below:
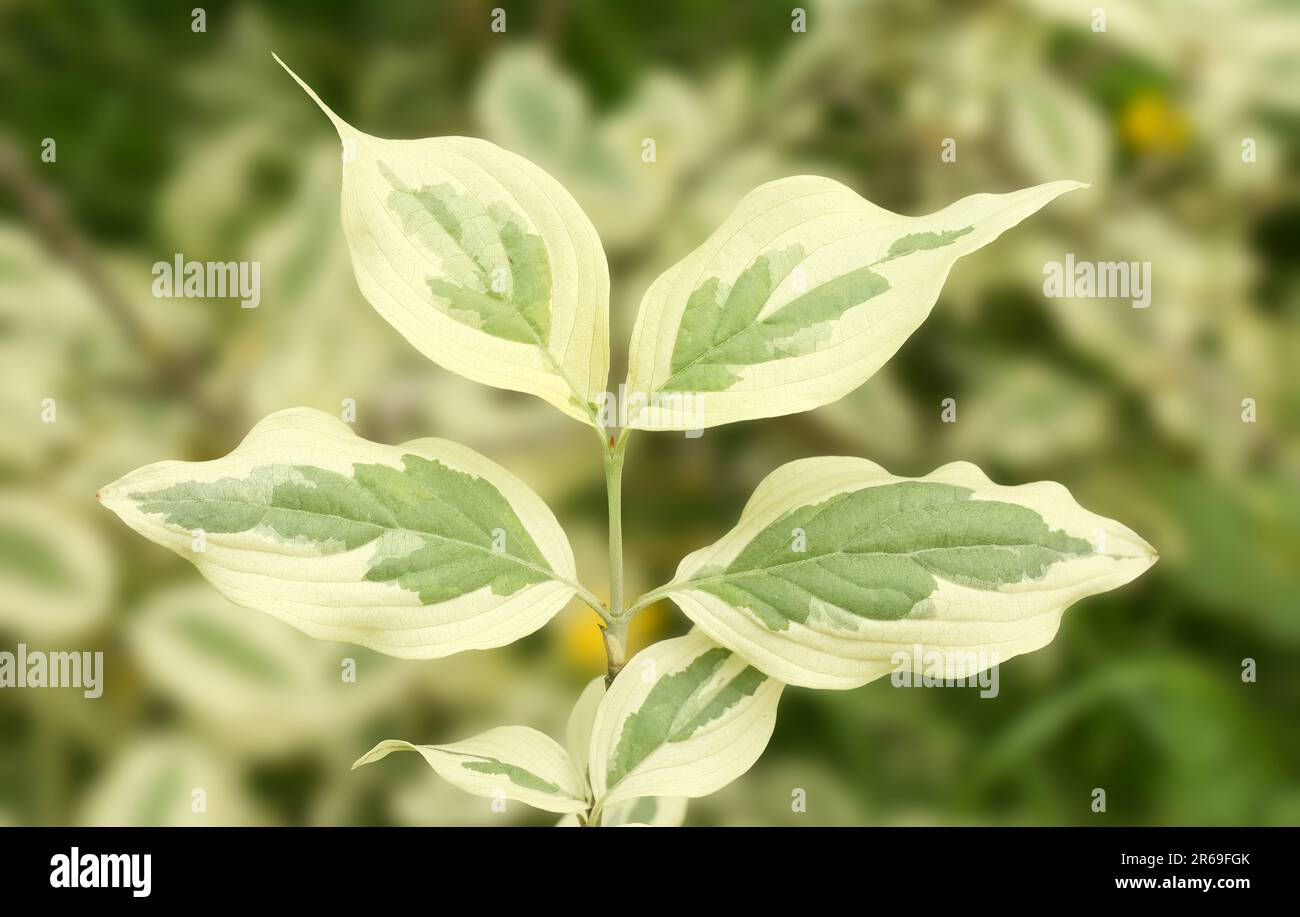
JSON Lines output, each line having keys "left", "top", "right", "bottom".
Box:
{"left": 140, "top": 495, "right": 569, "bottom": 594}
{"left": 436, "top": 748, "right": 567, "bottom": 797}
{"left": 611, "top": 651, "right": 729, "bottom": 788}
{"left": 685, "top": 541, "right": 1092, "bottom": 592}
{"left": 663, "top": 656, "right": 729, "bottom": 743}
{"left": 655, "top": 252, "right": 893, "bottom": 393}
{"left": 366, "top": 162, "right": 603, "bottom": 429}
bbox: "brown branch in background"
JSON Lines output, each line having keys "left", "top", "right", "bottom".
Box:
{"left": 0, "top": 132, "right": 230, "bottom": 428}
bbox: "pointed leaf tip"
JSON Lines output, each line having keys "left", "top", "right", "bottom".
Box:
{"left": 274, "top": 64, "right": 612, "bottom": 426}
{"left": 623, "top": 178, "right": 1093, "bottom": 430}
{"left": 273, "top": 53, "right": 350, "bottom": 137}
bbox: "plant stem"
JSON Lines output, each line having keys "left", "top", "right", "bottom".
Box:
{"left": 603, "top": 432, "right": 628, "bottom": 616}
{"left": 601, "top": 615, "right": 628, "bottom": 688}
{"left": 601, "top": 429, "right": 631, "bottom": 684}
{"left": 575, "top": 587, "right": 612, "bottom": 622}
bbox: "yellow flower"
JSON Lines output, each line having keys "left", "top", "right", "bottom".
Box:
{"left": 1119, "top": 92, "right": 1190, "bottom": 154}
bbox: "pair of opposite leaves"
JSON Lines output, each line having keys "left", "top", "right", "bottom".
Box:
{"left": 100, "top": 60, "right": 1155, "bottom": 814}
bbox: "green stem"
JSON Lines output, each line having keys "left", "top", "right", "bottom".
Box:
{"left": 601, "top": 615, "right": 628, "bottom": 688}
{"left": 573, "top": 583, "right": 612, "bottom": 622}
{"left": 601, "top": 429, "right": 631, "bottom": 684}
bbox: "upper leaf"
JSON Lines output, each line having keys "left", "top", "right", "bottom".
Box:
{"left": 99, "top": 408, "right": 578, "bottom": 659}
{"left": 276, "top": 56, "right": 610, "bottom": 428}
{"left": 587, "top": 631, "right": 783, "bottom": 812}
{"left": 623, "top": 177, "right": 1084, "bottom": 430}
{"left": 354, "top": 727, "right": 589, "bottom": 815}
{"left": 662, "top": 458, "right": 1157, "bottom": 689}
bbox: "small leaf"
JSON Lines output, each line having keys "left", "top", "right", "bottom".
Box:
{"left": 588, "top": 631, "right": 782, "bottom": 812}
{"left": 662, "top": 458, "right": 1157, "bottom": 689}
{"left": 354, "top": 727, "right": 589, "bottom": 815}
{"left": 276, "top": 56, "right": 610, "bottom": 428}
{"left": 99, "top": 408, "right": 579, "bottom": 659}
{"left": 624, "top": 177, "right": 1084, "bottom": 429}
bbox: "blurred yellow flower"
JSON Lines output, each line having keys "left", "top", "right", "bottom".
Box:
{"left": 557, "top": 602, "right": 672, "bottom": 674}
{"left": 1119, "top": 92, "right": 1191, "bottom": 154}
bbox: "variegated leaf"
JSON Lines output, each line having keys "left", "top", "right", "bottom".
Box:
{"left": 276, "top": 56, "right": 610, "bottom": 427}
{"left": 353, "top": 727, "right": 588, "bottom": 815}
{"left": 623, "top": 178, "right": 1084, "bottom": 429}
{"left": 562, "top": 675, "right": 690, "bottom": 826}
{"left": 99, "top": 408, "right": 578, "bottom": 659}
{"left": 565, "top": 675, "right": 605, "bottom": 788}
{"left": 599, "top": 795, "right": 688, "bottom": 827}
{"left": 588, "top": 631, "right": 782, "bottom": 813}
{"left": 661, "top": 458, "right": 1157, "bottom": 689}
{"left": 555, "top": 796, "right": 688, "bottom": 828}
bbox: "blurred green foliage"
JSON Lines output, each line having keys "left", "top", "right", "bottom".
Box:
{"left": 0, "top": 0, "right": 1297, "bottom": 826}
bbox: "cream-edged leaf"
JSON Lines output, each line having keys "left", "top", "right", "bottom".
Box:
{"left": 662, "top": 457, "right": 1157, "bottom": 689}
{"left": 276, "top": 56, "right": 609, "bottom": 427}
{"left": 353, "top": 728, "right": 588, "bottom": 815}
{"left": 562, "top": 676, "right": 690, "bottom": 825}
{"left": 588, "top": 631, "right": 782, "bottom": 812}
{"left": 565, "top": 675, "right": 604, "bottom": 789}
{"left": 600, "top": 795, "right": 688, "bottom": 827}
{"left": 98, "top": 407, "right": 578, "bottom": 659}
{"left": 623, "top": 178, "right": 1084, "bottom": 429}
{"left": 557, "top": 796, "right": 689, "bottom": 827}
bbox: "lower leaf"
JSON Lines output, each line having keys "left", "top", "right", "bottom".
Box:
{"left": 588, "top": 631, "right": 783, "bottom": 811}
{"left": 353, "top": 727, "right": 589, "bottom": 815}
